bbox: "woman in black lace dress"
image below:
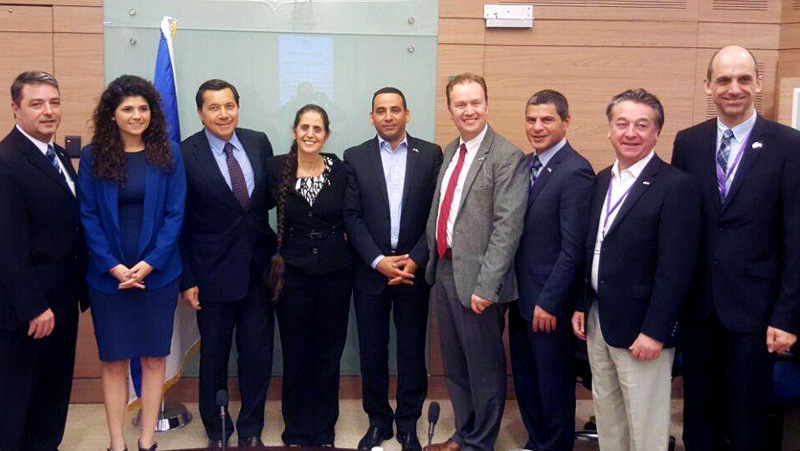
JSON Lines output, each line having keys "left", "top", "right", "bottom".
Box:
{"left": 265, "top": 104, "right": 353, "bottom": 447}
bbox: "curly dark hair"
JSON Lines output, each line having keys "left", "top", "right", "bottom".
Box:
{"left": 265, "top": 104, "right": 330, "bottom": 303}
{"left": 90, "top": 74, "right": 173, "bottom": 183}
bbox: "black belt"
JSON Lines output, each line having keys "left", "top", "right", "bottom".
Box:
{"left": 442, "top": 248, "right": 453, "bottom": 260}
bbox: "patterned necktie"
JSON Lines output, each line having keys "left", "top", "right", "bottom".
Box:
{"left": 223, "top": 142, "right": 249, "bottom": 208}
{"left": 46, "top": 144, "right": 62, "bottom": 175}
{"left": 717, "top": 129, "right": 734, "bottom": 174}
{"left": 529, "top": 154, "right": 542, "bottom": 187}
{"left": 437, "top": 144, "right": 468, "bottom": 258}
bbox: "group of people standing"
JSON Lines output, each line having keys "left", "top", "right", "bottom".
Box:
{"left": 0, "top": 43, "right": 797, "bottom": 451}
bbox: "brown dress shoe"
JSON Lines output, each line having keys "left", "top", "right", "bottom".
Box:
{"left": 423, "top": 439, "right": 462, "bottom": 451}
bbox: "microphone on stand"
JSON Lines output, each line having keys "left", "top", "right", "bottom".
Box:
{"left": 427, "top": 401, "right": 441, "bottom": 449}
{"left": 215, "top": 389, "right": 229, "bottom": 451}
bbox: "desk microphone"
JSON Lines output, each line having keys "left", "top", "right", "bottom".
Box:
{"left": 215, "top": 389, "right": 229, "bottom": 451}
{"left": 427, "top": 401, "right": 441, "bottom": 449}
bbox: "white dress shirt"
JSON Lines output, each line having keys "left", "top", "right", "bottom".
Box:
{"left": 437, "top": 124, "right": 488, "bottom": 249}
{"left": 16, "top": 125, "right": 75, "bottom": 196}
{"left": 590, "top": 150, "right": 655, "bottom": 292}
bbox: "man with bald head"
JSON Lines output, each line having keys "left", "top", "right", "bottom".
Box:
{"left": 672, "top": 45, "right": 800, "bottom": 450}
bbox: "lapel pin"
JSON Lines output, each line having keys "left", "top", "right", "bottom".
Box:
{"left": 547, "top": 167, "right": 552, "bottom": 173}
{"left": 478, "top": 156, "right": 486, "bottom": 161}
{"left": 643, "top": 181, "right": 651, "bottom": 185}
{"left": 412, "top": 147, "right": 419, "bottom": 153}
{"left": 752, "top": 142, "right": 763, "bottom": 149}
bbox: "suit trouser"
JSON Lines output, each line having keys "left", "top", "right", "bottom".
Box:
{"left": 586, "top": 305, "right": 674, "bottom": 451}
{"left": 196, "top": 282, "right": 275, "bottom": 441}
{"left": 353, "top": 282, "right": 429, "bottom": 433}
{"left": 681, "top": 312, "right": 772, "bottom": 451}
{"left": 508, "top": 303, "right": 575, "bottom": 451}
{"left": 0, "top": 313, "right": 78, "bottom": 451}
{"left": 276, "top": 266, "right": 352, "bottom": 446}
{"left": 435, "top": 258, "right": 506, "bottom": 451}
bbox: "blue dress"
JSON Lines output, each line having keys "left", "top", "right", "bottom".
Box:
{"left": 89, "top": 151, "right": 179, "bottom": 362}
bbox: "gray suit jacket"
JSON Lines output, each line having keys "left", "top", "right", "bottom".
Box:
{"left": 425, "top": 125, "right": 529, "bottom": 305}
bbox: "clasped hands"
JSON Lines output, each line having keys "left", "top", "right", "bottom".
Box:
{"left": 110, "top": 261, "right": 153, "bottom": 290}
{"left": 376, "top": 254, "right": 417, "bottom": 286}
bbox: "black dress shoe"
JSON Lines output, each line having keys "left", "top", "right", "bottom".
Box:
{"left": 207, "top": 439, "right": 226, "bottom": 449}
{"left": 138, "top": 440, "right": 157, "bottom": 451}
{"left": 357, "top": 426, "right": 393, "bottom": 450}
{"left": 397, "top": 432, "right": 422, "bottom": 451}
{"left": 239, "top": 436, "right": 265, "bottom": 448}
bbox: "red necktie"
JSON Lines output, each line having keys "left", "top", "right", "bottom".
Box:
{"left": 437, "top": 144, "right": 468, "bottom": 258}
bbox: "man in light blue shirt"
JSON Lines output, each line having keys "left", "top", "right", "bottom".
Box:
{"left": 344, "top": 87, "right": 443, "bottom": 451}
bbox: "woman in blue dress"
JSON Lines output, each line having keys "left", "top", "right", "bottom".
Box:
{"left": 78, "top": 75, "right": 186, "bottom": 451}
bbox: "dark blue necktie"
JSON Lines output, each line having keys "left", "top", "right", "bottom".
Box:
{"left": 529, "top": 154, "right": 542, "bottom": 188}
{"left": 46, "top": 144, "right": 62, "bottom": 175}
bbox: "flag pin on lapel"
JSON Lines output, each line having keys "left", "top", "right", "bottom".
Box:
{"left": 643, "top": 181, "right": 651, "bottom": 185}
{"left": 752, "top": 142, "right": 763, "bottom": 150}
{"left": 547, "top": 167, "right": 552, "bottom": 173}
{"left": 412, "top": 147, "right": 419, "bottom": 153}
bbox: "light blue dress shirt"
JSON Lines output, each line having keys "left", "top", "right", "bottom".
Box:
{"left": 534, "top": 137, "right": 567, "bottom": 171}
{"left": 205, "top": 129, "right": 255, "bottom": 196}
{"left": 716, "top": 110, "right": 756, "bottom": 193}
{"left": 370, "top": 134, "right": 408, "bottom": 268}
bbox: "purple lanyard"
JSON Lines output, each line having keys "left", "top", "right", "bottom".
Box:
{"left": 716, "top": 131, "right": 750, "bottom": 199}
{"left": 603, "top": 174, "right": 636, "bottom": 235}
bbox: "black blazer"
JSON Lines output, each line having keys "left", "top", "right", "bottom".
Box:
{"left": 265, "top": 153, "right": 352, "bottom": 274}
{"left": 343, "top": 135, "right": 442, "bottom": 294}
{"left": 0, "top": 127, "right": 87, "bottom": 331}
{"left": 672, "top": 115, "right": 800, "bottom": 336}
{"left": 578, "top": 155, "right": 702, "bottom": 348}
{"left": 180, "top": 128, "right": 276, "bottom": 302}
{"left": 515, "top": 143, "right": 595, "bottom": 320}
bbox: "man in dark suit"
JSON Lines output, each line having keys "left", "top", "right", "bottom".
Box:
{"left": 343, "top": 87, "right": 443, "bottom": 451}
{"left": 672, "top": 45, "right": 800, "bottom": 451}
{"left": 424, "top": 73, "right": 529, "bottom": 451}
{"left": 0, "top": 71, "right": 87, "bottom": 451}
{"left": 511, "top": 90, "right": 594, "bottom": 451}
{"left": 180, "top": 79, "right": 276, "bottom": 449}
{"left": 572, "top": 89, "right": 701, "bottom": 450}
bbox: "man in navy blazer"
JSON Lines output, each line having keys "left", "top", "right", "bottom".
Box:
{"left": 0, "top": 71, "right": 87, "bottom": 451}
{"left": 572, "top": 89, "right": 701, "bottom": 450}
{"left": 672, "top": 46, "right": 800, "bottom": 450}
{"left": 343, "top": 87, "right": 442, "bottom": 451}
{"left": 180, "top": 79, "right": 277, "bottom": 449}
{"left": 511, "top": 90, "right": 594, "bottom": 451}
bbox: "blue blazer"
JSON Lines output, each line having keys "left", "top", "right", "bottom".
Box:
{"left": 78, "top": 143, "right": 186, "bottom": 295}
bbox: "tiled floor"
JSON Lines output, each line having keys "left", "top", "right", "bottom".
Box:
{"left": 61, "top": 399, "right": 687, "bottom": 450}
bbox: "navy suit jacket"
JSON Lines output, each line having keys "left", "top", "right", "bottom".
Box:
{"left": 0, "top": 127, "right": 87, "bottom": 330}
{"left": 672, "top": 115, "right": 800, "bottom": 336}
{"left": 343, "top": 134, "right": 442, "bottom": 294}
{"left": 180, "top": 128, "right": 276, "bottom": 302}
{"left": 78, "top": 143, "right": 185, "bottom": 294}
{"left": 515, "top": 142, "right": 594, "bottom": 321}
{"left": 579, "top": 155, "right": 702, "bottom": 348}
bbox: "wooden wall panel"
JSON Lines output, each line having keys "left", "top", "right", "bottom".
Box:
{"left": 54, "top": 5, "right": 103, "bottom": 33}
{"left": 53, "top": 32, "right": 103, "bottom": 147}
{"left": 485, "top": 20, "right": 698, "bottom": 48}
{"left": 0, "top": 5, "right": 52, "bottom": 32}
{"left": 782, "top": 0, "right": 800, "bottom": 23}
{"left": 781, "top": 22, "right": 800, "bottom": 49}
{"left": 0, "top": 32, "right": 53, "bottom": 134}
{"left": 698, "top": 22, "right": 780, "bottom": 49}
{"left": 439, "top": 18, "right": 484, "bottom": 45}
{"left": 2, "top": 0, "right": 100, "bottom": 6}
{"left": 698, "top": 0, "right": 781, "bottom": 22}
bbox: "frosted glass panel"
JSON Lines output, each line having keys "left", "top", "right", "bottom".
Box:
{"left": 103, "top": 0, "right": 438, "bottom": 376}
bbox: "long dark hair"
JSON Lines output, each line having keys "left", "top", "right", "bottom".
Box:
{"left": 265, "top": 104, "right": 330, "bottom": 302}
{"left": 90, "top": 75, "right": 172, "bottom": 183}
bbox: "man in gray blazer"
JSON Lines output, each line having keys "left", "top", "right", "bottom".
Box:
{"left": 424, "top": 73, "right": 528, "bottom": 451}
